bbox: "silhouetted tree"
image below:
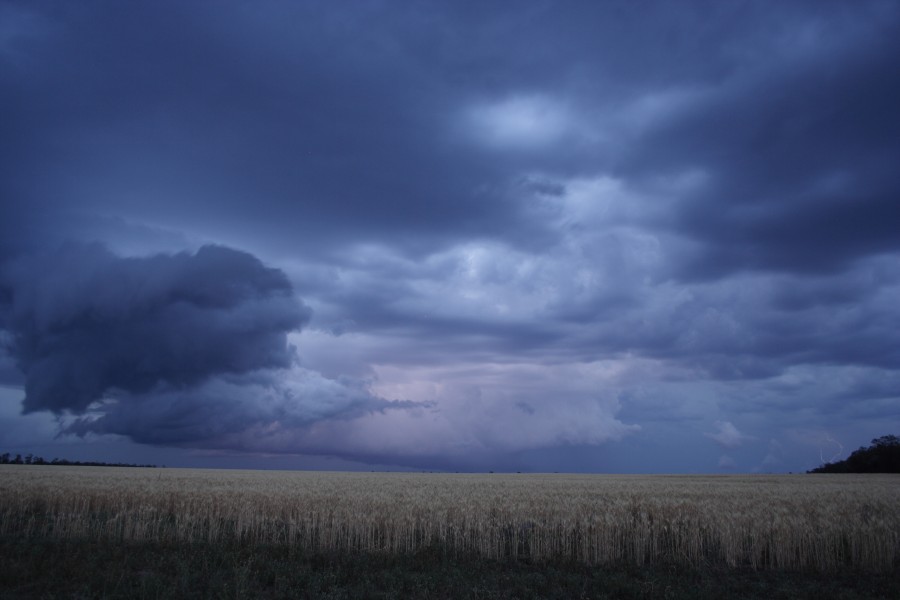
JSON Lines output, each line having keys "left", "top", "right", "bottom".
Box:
{"left": 809, "top": 435, "right": 900, "bottom": 473}
{"left": 0, "top": 451, "right": 156, "bottom": 468}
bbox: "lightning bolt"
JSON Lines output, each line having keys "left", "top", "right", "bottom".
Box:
{"left": 820, "top": 434, "right": 844, "bottom": 464}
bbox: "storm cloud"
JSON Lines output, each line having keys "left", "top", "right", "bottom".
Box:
{"left": 1, "top": 1, "right": 899, "bottom": 472}
{"left": 63, "top": 367, "right": 421, "bottom": 448}
{"left": 0, "top": 243, "right": 309, "bottom": 413}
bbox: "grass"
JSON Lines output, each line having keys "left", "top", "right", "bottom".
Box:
{"left": 1, "top": 466, "right": 898, "bottom": 597}
{"left": 1, "top": 537, "right": 898, "bottom": 599}
{"left": 2, "top": 466, "right": 898, "bottom": 571}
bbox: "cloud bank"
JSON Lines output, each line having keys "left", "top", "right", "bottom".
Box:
{"left": 1, "top": 1, "right": 899, "bottom": 472}
{"left": 0, "top": 243, "right": 309, "bottom": 413}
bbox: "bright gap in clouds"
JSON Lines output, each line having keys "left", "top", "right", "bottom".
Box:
{"left": 466, "top": 95, "right": 570, "bottom": 148}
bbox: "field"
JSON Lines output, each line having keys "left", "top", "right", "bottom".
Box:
{"left": 1, "top": 466, "right": 899, "bottom": 598}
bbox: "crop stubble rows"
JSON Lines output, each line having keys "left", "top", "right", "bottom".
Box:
{"left": 0, "top": 466, "right": 897, "bottom": 571}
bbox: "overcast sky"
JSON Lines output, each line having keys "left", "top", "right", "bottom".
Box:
{"left": 1, "top": 1, "right": 898, "bottom": 473}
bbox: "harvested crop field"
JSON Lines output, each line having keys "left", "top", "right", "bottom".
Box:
{"left": 1, "top": 466, "right": 898, "bottom": 572}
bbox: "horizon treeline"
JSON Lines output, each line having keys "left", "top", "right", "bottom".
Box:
{"left": 0, "top": 452, "right": 156, "bottom": 469}
{"left": 808, "top": 435, "right": 900, "bottom": 474}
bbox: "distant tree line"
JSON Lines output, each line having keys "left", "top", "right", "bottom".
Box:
{"left": 0, "top": 452, "right": 156, "bottom": 468}
{"left": 808, "top": 435, "right": 900, "bottom": 473}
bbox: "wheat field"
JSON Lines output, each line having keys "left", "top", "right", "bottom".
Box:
{"left": 0, "top": 465, "right": 897, "bottom": 571}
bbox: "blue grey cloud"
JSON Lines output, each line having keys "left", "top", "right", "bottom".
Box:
{"left": 1, "top": 1, "right": 899, "bottom": 472}
{"left": 0, "top": 243, "right": 310, "bottom": 413}
{"left": 63, "top": 368, "right": 423, "bottom": 447}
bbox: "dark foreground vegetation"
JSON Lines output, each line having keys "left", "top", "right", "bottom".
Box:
{"left": 809, "top": 435, "right": 900, "bottom": 473}
{"left": 1, "top": 538, "right": 898, "bottom": 600}
{"left": 0, "top": 452, "right": 156, "bottom": 468}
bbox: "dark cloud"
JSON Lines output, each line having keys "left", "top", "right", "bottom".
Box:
{"left": 0, "top": 243, "right": 310, "bottom": 413}
{"left": 64, "top": 368, "right": 421, "bottom": 447}
{"left": 0, "top": 346, "right": 22, "bottom": 387}
{"left": 0, "top": 1, "right": 528, "bottom": 256}
{"left": 4, "top": 1, "right": 897, "bottom": 266}
{"left": 627, "top": 3, "right": 900, "bottom": 278}
{"left": 2, "top": 1, "right": 899, "bottom": 472}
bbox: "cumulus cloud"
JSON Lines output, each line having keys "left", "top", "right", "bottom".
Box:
{"left": 355, "top": 360, "right": 641, "bottom": 461}
{"left": 60, "top": 355, "right": 638, "bottom": 470}
{"left": 0, "top": 243, "right": 310, "bottom": 414}
{"left": 64, "top": 367, "right": 418, "bottom": 447}
{"left": 2, "top": 2, "right": 899, "bottom": 472}
{"left": 0, "top": 330, "right": 22, "bottom": 386}
{"left": 705, "top": 421, "right": 753, "bottom": 449}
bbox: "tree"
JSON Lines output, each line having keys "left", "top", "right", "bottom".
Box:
{"left": 809, "top": 435, "right": 900, "bottom": 473}
{"left": 872, "top": 435, "right": 899, "bottom": 448}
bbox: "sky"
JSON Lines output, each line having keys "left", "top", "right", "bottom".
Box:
{"left": 1, "top": 1, "right": 899, "bottom": 473}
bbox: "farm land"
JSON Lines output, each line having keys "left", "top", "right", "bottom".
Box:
{"left": 1, "top": 465, "right": 898, "bottom": 598}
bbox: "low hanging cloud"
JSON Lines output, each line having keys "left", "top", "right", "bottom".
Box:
{"left": 63, "top": 367, "right": 421, "bottom": 447}
{"left": 705, "top": 420, "right": 754, "bottom": 449}
{"left": 0, "top": 243, "right": 311, "bottom": 414}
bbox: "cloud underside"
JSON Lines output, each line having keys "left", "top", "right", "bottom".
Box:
{"left": 1, "top": 244, "right": 310, "bottom": 414}
{"left": 1, "top": 2, "right": 899, "bottom": 470}
{"left": 0, "top": 243, "right": 639, "bottom": 466}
